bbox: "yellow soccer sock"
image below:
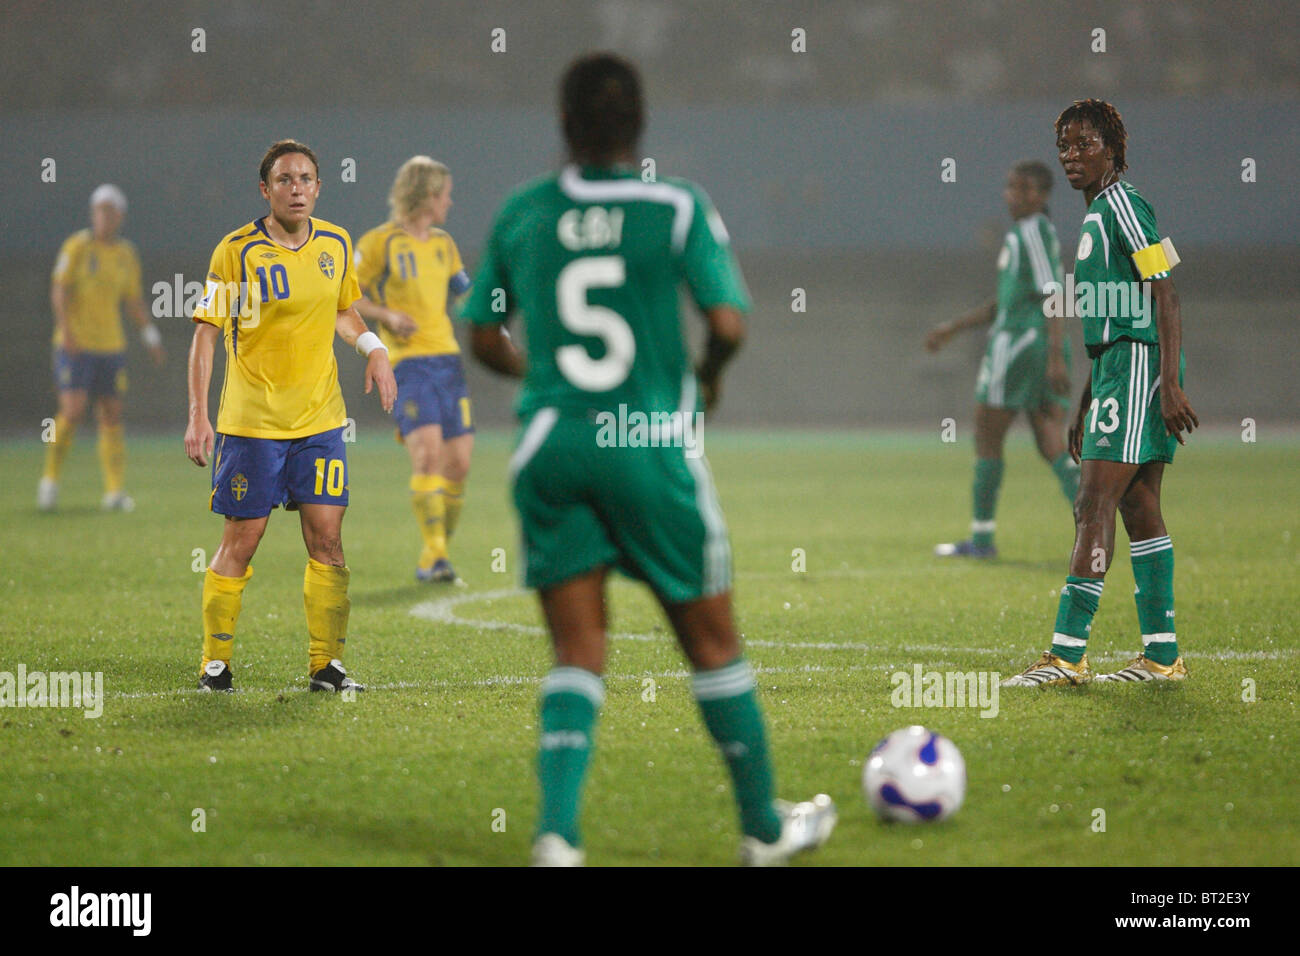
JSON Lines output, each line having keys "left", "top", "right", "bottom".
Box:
{"left": 201, "top": 565, "right": 253, "bottom": 674}
{"left": 42, "top": 414, "right": 77, "bottom": 481}
{"left": 410, "top": 474, "right": 447, "bottom": 569}
{"left": 441, "top": 478, "right": 466, "bottom": 539}
{"left": 304, "top": 559, "right": 350, "bottom": 674}
{"left": 98, "top": 423, "right": 126, "bottom": 494}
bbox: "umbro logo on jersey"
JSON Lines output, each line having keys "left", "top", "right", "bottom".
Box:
{"left": 1096, "top": 436, "right": 1111, "bottom": 447}
{"left": 318, "top": 251, "right": 335, "bottom": 278}
{"left": 259, "top": 251, "right": 278, "bottom": 259}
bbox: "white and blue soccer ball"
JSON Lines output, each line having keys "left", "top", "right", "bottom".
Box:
{"left": 863, "top": 726, "right": 966, "bottom": 823}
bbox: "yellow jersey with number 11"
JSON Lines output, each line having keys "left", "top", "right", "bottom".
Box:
{"left": 354, "top": 222, "right": 470, "bottom": 364}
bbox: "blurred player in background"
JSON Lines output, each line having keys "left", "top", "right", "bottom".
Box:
{"left": 183, "top": 139, "right": 396, "bottom": 693}
{"left": 1005, "top": 100, "right": 1197, "bottom": 687}
{"left": 40, "top": 184, "right": 165, "bottom": 512}
{"left": 463, "top": 52, "right": 836, "bottom": 866}
{"left": 926, "top": 161, "right": 1079, "bottom": 558}
{"left": 355, "top": 157, "right": 474, "bottom": 583}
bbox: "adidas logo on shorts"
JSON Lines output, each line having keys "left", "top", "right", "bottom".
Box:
{"left": 1096, "top": 437, "right": 1111, "bottom": 447}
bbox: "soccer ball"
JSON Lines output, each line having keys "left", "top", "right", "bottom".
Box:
{"left": 862, "top": 726, "right": 966, "bottom": 823}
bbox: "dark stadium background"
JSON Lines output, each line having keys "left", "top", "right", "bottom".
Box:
{"left": 1, "top": 0, "right": 1295, "bottom": 436}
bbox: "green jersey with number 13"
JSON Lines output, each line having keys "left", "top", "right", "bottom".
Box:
{"left": 459, "top": 165, "right": 751, "bottom": 420}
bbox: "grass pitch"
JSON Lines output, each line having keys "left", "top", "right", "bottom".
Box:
{"left": 1, "top": 430, "right": 1296, "bottom": 866}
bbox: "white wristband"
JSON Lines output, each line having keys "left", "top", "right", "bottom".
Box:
{"left": 141, "top": 324, "right": 162, "bottom": 349}
{"left": 356, "top": 331, "right": 386, "bottom": 357}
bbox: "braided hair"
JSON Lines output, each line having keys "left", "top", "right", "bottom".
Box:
{"left": 1055, "top": 98, "right": 1128, "bottom": 175}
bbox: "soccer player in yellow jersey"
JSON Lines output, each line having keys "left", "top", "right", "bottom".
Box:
{"left": 355, "top": 157, "right": 475, "bottom": 582}
{"left": 40, "top": 184, "right": 165, "bottom": 512}
{"left": 183, "top": 140, "right": 396, "bottom": 693}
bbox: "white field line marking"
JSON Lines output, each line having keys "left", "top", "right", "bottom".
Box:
{"left": 104, "top": 664, "right": 865, "bottom": 701}
{"left": 93, "top": 589, "right": 1293, "bottom": 702}
{"left": 409, "top": 588, "right": 1298, "bottom": 662}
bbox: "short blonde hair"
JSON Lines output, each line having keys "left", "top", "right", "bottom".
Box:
{"left": 388, "top": 156, "right": 450, "bottom": 219}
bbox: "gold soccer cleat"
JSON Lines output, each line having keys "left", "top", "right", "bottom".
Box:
{"left": 1096, "top": 654, "right": 1188, "bottom": 683}
{"left": 1001, "top": 651, "right": 1093, "bottom": 687}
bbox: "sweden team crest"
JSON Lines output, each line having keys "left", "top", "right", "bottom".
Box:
{"left": 231, "top": 473, "right": 249, "bottom": 501}
{"left": 318, "top": 251, "right": 335, "bottom": 278}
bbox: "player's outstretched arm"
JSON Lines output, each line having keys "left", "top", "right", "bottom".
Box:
{"left": 336, "top": 307, "right": 396, "bottom": 412}
{"left": 185, "top": 322, "right": 220, "bottom": 466}
{"left": 470, "top": 324, "right": 525, "bottom": 378}
{"left": 925, "top": 298, "right": 996, "bottom": 352}
{"left": 1151, "top": 277, "right": 1198, "bottom": 444}
{"left": 696, "top": 305, "right": 746, "bottom": 412}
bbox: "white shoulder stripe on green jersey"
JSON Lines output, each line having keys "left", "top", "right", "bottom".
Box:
{"left": 508, "top": 407, "right": 559, "bottom": 479}
{"left": 1020, "top": 217, "right": 1055, "bottom": 293}
{"left": 1101, "top": 183, "right": 1146, "bottom": 256}
{"left": 559, "top": 165, "right": 695, "bottom": 253}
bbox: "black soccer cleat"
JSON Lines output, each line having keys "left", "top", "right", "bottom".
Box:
{"left": 198, "top": 660, "right": 234, "bottom": 693}
{"left": 309, "top": 659, "right": 365, "bottom": 693}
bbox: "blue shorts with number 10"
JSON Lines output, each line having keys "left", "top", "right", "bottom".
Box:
{"left": 392, "top": 354, "right": 475, "bottom": 438}
{"left": 211, "top": 426, "right": 348, "bottom": 518}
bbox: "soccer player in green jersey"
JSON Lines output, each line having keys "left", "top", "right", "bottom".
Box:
{"left": 461, "top": 52, "right": 836, "bottom": 866}
{"left": 928, "top": 161, "right": 1080, "bottom": 558}
{"left": 1004, "top": 100, "right": 1198, "bottom": 687}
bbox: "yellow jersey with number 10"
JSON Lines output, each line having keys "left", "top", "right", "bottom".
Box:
{"left": 193, "top": 217, "right": 361, "bottom": 440}
{"left": 51, "top": 229, "right": 142, "bottom": 352}
{"left": 354, "top": 222, "right": 469, "bottom": 364}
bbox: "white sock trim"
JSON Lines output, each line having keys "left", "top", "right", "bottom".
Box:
{"left": 1142, "top": 632, "right": 1178, "bottom": 645}
{"left": 692, "top": 660, "right": 756, "bottom": 702}
{"left": 1130, "top": 536, "right": 1172, "bottom": 557}
{"left": 541, "top": 666, "right": 605, "bottom": 707}
{"left": 1051, "top": 632, "right": 1088, "bottom": 648}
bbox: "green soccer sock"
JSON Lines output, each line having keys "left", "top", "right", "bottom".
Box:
{"left": 971, "top": 457, "right": 1004, "bottom": 548}
{"left": 1131, "top": 536, "right": 1178, "bottom": 665}
{"left": 536, "top": 667, "right": 603, "bottom": 847}
{"left": 1050, "top": 576, "right": 1104, "bottom": 663}
{"left": 693, "top": 658, "right": 782, "bottom": 844}
{"left": 1050, "top": 451, "right": 1081, "bottom": 505}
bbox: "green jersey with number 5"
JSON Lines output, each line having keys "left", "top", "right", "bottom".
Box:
{"left": 459, "top": 165, "right": 751, "bottom": 420}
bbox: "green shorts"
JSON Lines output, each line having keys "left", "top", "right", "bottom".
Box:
{"left": 1082, "top": 339, "right": 1185, "bottom": 465}
{"left": 974, "top": 328, "right": 1070, "bottom": 411}
{"left": 509, "top": 408, "right": 731, "bottom": 602}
